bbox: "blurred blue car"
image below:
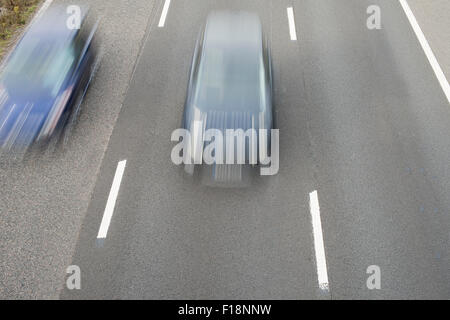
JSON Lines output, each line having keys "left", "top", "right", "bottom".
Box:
{"left": 0, "top": 5, "right": 98, "bottom": 151}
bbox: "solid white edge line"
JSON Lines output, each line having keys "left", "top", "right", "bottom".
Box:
{"left": 97, "top": 160, "right": 127, "bottom": 239}
{"left": 158, "top": 0, "right": 172, "bottom": 28}
{"left": 34, "top": 0, "right": 53, "bottom": 21}
{"left": 287, "top": 7, "right": 297, "bottom": 41}
{"left": 399, "top": 0, "right": 450, "bottom": 104}
{"left": 309, "top": 190, "right": 330, "bottom": 291}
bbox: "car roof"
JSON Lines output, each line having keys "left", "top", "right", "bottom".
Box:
{"left": 0, "top": 5, "right": 90, "bottom": 104}
{"left": 192, "top": 11, "right": 267, "bottom": 114}
{"left": 203, "top": 11, "right": 263, "bottom": 57}
{"left": 25, "top": 5, "right": 88, "bottom": 41}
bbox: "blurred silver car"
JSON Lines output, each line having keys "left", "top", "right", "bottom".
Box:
{"left": 182, "top": 11, "right": 274, "bottom": 182}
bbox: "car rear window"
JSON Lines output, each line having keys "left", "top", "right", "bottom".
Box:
{"left": 194, "top": 44, "right": 265, "bottom": 113}
{"left": 2, "top": 37, "right": 76, "bottom": 97}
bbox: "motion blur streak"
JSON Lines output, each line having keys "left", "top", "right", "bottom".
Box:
{"left": 0, "top": 5, "right": 98, "bottom": 154}
{"left": 182, "top": 11, "right": 274, "bottom": 183}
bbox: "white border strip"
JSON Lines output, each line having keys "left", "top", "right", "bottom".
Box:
{"left": 309, "top": 190, "right": 329, "bottom": 291}
{"left": 287, "top": 7, "right": 298, "bottom": 41}
{"left": 33, "top": 0, "right": 54, "bottom": 22}
{"left": 399, "top": 0, "right": 450, "bottom": 104}
{"left": 158, "top": 0, "right": 172, "bottom": 28}
{"left": 97, "top": 160, "right": 127, "bottom": 239}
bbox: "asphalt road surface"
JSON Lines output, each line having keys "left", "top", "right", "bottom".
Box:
{"left": 0, "top": 0, "right": 157, "bottom": 299}
{"left": 2, "top": 0, "right": 450, "bottom": 299}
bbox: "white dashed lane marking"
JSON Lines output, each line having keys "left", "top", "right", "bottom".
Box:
{"left": 287, "top": 7, "right": 298, "bottom": 41}
{"left": 97, "top": 160, "right": 127, "bottom": 240}
{"left": 158, "top": 0, "right": 172, "bottom": 28}
{"left": 309, "top": 190, "right": 330, "bottom": 292}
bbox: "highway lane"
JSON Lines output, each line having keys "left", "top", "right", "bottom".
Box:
{"left": 61, "top": 0, "right": 450, "bottom": 299}
{"left": 292, "top": 0, "right": 449, "bottom": 299}
{"left": 0, "top": 0, "right": 445, "bottom": 300}
{"left": 63, "top": 0, "right": 322, "bottom": 299}
{"left": 0, "top": 0, "right": 157, "bottom": 298}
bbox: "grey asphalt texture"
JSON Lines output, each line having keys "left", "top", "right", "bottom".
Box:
{"left": 408, "top": 0, "right": 450, "bottom": 79}
{"left": 62, "top": 0, "right": 449, "bottom": 299}
{"left": 1, "top": 0, "right": 450, "bottom": 299}
{"left": 0, "top": 0, "right": 157, "bottom": 299}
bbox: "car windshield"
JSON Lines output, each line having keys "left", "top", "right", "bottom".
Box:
{"left": 194, "top": 44, "right": 265, "bottom": 113}
{"left": 2, "top": 37, "right": 76, "bottom": 97}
